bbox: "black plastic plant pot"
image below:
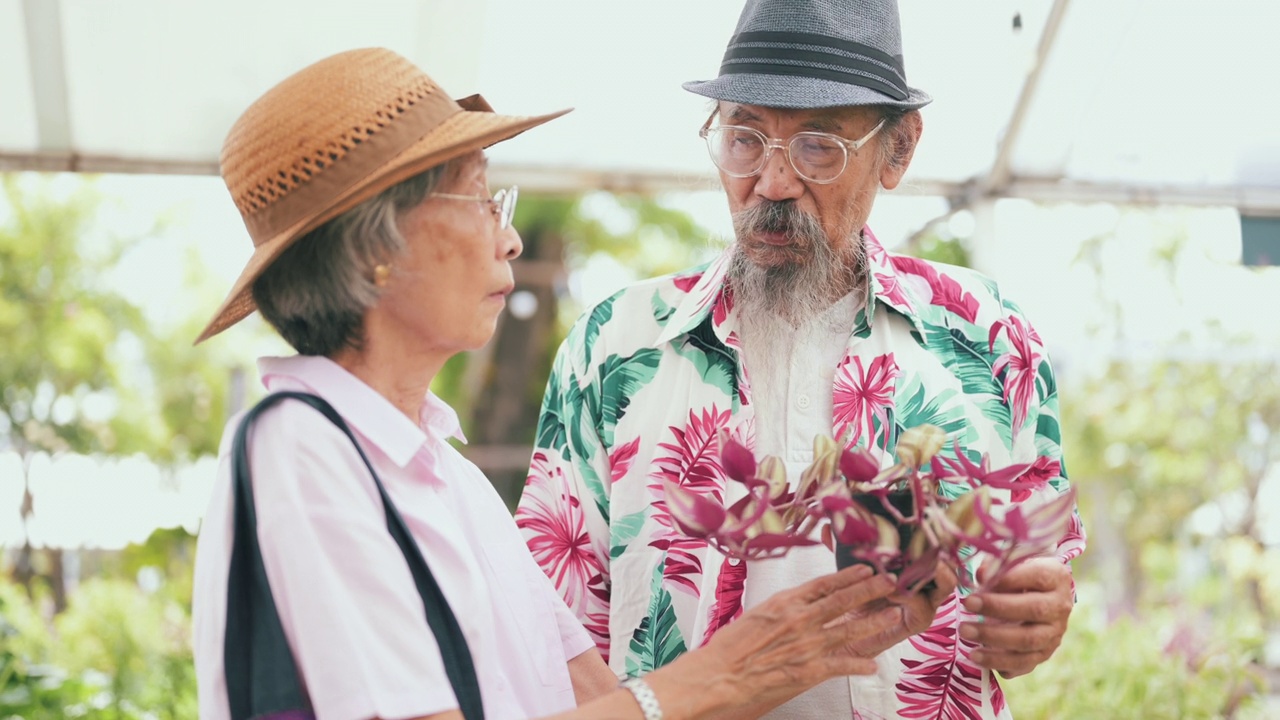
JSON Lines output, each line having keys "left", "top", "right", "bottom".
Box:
{"left": 835, "top": 490, "right": 935, "bottom": 592}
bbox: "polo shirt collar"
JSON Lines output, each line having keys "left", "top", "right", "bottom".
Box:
{"left": 257, "top": 355, "right": 465, "bottom": 469}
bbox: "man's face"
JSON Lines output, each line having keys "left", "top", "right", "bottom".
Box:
{"left": 717, "top": 102, "right": 912, "bottom": 269}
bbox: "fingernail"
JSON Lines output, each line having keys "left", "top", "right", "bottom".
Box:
{"left": 959, "top": 623, "right": 978, "bottom": 641}
{"left": 964, "top": 595, "right": 983, "bottom": 613}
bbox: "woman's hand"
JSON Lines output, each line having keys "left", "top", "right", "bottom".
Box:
{"left": 842, "top": 561, "right": 959, "bottom": 659}
{"left": 643, "top": 564, "right": 901, "bottom": 719}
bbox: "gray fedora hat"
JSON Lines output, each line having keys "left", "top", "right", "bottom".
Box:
{"left": 684, "top": 0, "right": 931, "bottom": 110}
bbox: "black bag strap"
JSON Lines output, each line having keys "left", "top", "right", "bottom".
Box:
{"left": 224, "top": 391, "right": 485, "bottom": 720}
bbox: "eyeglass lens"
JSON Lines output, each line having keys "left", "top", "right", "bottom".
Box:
{"left": 705, "top": 128, "right": 848, "bottom": 182}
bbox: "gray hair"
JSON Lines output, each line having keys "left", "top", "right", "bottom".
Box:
{"left": 872, "top": 105, "right": 915, "bottom": 173}
{"left": 251, "top": 163, "right": 452, "bottom": 356}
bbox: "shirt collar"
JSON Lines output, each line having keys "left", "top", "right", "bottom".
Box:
{"left": 257, "top": 355, "right": 466, "bottom": 469}
{"left": 655, "top": 227, "right": 926, "bottom": 346}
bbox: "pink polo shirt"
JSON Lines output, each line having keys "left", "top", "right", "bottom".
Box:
{"left": 192, "top": 355, "right": 593, "bottom": 720}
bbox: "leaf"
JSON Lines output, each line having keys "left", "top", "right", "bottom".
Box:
{"left": 625, "top": 564, "right": 689, "bottom": 675}
{"left": 597, "top": 349, "right": 662, "bottom": 447}
{"left": 894, "top": 594, "right": 986, "bottom": 719}
{"left": 671, "top": 317, "right": 737, "bottom": 400}
{"left": 651, "top": 288, "right": 675, "bottom": 323}
{"left": 610, "top": 510, "right": 648, "bottom": 561}
{"left": 609, "top": 437, "right": 641, "bottom": 484}
{"left": 582, "top": 295, "right": 617, "bottom": 360}
{"left": 702, "top": 557, "right": 747, "bottom": 644}
{"left": 924, "top": 324, "right": 1014, "bottom": 446}
{"left": 894, "top": 377, "right": 967, "bottom": 441}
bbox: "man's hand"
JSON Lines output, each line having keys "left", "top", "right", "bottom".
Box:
{"left": 960, "top": 557, "right": 1073, "bottom": 678}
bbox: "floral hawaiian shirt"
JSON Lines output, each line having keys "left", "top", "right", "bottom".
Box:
{"left": 516, "top": 229, "right": 1086, "bottom": 719}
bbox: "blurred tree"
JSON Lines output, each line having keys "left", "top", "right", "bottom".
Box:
{"left": 0, "top": 175, "right": 232, "bottom": 611}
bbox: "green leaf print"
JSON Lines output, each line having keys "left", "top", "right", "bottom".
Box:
{"left": 583, "top": 295, "right": 617, "bottom": 360}
{"left": 1036, "top": 411, "right": 1061, "bottom": 448}
{"left": 1037, "top": 357, "right": 1057, "bottom": 401}
{"left": 535, "top": 364, "right": 570, "bottom": 457}
{"left": 651, "top": 289, "right": 675, "bottom": 324}
{"left": 671, "top": 318, "right": 737, "bottom": 400}
{"left": 894, "top": 376, "right": 968, "bottom": 440}
{"left": 611, "top": 510, "right": 648, "bottom": 560}
{"left": 597, "top": 349, "right": 663, "bottom": 446}
{"left": 625, "top": 563, "right": 688, "bottom": 676}
{"left": 925, "top": 324, "right": 1014, "bottom": 447}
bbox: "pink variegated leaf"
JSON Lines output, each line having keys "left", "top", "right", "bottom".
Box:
{"left": 720, "top": 431, "right": 757, "bottom": 484}
{"left": 840, "top": 445, "right": 881, "bottom": 484}
{"left": 897, "top": 425, "right": 946, "bottom": 468}
{"left": 664, "top": 481, "right": 727, "bottom": 538}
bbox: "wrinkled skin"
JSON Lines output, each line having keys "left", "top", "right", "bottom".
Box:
{"left": 960, "top": 557, "right": 1074, "bottom": 678}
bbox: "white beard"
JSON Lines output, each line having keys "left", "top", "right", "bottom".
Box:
{"left": 726, "top": 199, "right": 867, "bottom": 327}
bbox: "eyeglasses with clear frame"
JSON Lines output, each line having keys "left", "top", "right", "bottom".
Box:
{"left": 698, "top": 112, "right": 887, "bottom": 184}
{"left": 430, "top": 185, "right": 519, "bottom": 229}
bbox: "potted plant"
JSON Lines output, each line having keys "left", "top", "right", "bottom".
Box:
{"left": 663, "top": 425, "right": 1076, "bottom": 593}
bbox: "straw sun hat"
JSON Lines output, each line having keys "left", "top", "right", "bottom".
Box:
{"left": 195, "top": 47, "right": 569, "bottom": 344}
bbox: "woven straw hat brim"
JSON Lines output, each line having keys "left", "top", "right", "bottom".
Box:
{"left": 683, "top": 74, "right": 931, "bottom": 111}
{"left": 195, "top": 106, "right": 568, "bottom": 344}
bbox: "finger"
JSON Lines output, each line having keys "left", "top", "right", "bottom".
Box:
{"left": 797, "top": 564, "right": 876, "bottom": 603}
{"left": 822, "top": 597, "right": 891, "bottom": 630}
{"left": 969, "top": 647, "right": 1049, "bottom": 677}
{"left": 810, "top": 573, "right": 897, "bottom": 625}
{"left": 983, "top": 558, "right": 1069, "bottom": 593}
{"left": 831, "top": 605, "right": 900, "bottom": 648}
{"left": 964, "top": 589, "right": 1072, "bottom": 624}
{"left": 928, "top": 564, "right": 959, "bottom": 605}
{"left": 959, "top": 620, "right": 1062, "bottom": 654}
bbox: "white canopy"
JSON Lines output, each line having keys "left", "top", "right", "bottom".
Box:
{"left": 3, "top": 0, "right": 1279, "bottom": 210}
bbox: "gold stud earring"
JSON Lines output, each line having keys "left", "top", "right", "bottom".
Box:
{"left": 374, "top": 264, "right": 392, "bottom": 288}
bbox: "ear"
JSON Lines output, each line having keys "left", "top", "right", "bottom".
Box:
{"left": 879, "top": 110, "right": 923, "bottom": 190}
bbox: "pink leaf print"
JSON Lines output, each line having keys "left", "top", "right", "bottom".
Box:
{"left": 712, "top": 284, "right": 735, "bottom": 329}
{"left": 1058, "top": 508, "right": 1087, "bottom": 563}
{"left": 863, "top": 226, "right": 890, "bottom": 265}
{"left": 673, "top": 272, "right": 703, "bottom": 293}
{"left": 895, "top": 594, "right": 985, "bottom": 720}
{"left": 649, "top": 406, "right": 732, "bottom": 500}
{"left": 649, "top": 406, "right": 733, "bottom": 596}
{"left": 988, "top": 316, "right": 1043, "bottom": 434}
{"left": 609, "top": 438, "right": 640, "bottom": 484}
{"left": 702, "top": 557, "right": 747, "bottom": 644}
{"left": 1011, "top": 456, "right": 1060, "bottom": 502}
{"left": 890, "top": 256, "right": 980, "bottom": 323}
{"left": 832, "top": 354, "right": 900, "bottom": 450}
{"left": 876, "top": 271, "right": 912, "bottom": 309}
{"left": 990, "top": 672, "right": 1006, "bottom": 717}
{"left": 516, "top": 451, "right": 604, "bottom": 613}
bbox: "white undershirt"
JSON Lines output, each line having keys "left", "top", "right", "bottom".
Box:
{"left": 739, "top": 291, "right": 904, "bottom": 719}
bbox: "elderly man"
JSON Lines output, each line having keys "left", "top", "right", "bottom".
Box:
{"left": 517, "top": 0, "right": 1085, "bottom": 717}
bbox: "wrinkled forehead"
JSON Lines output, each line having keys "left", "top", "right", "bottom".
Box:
{"left": 718, "top": 101, "right": 876, "bottom": 134}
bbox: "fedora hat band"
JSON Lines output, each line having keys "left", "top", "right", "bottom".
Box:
{"left": 242, "top": 88, "right": 461, "bottom": 245}
{"left": 719, "top": 30, "right": 909, "bottom": 102}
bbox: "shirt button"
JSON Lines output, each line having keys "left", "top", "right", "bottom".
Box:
{"left": 796, "top": 394, "right": 812, "bottom": 410}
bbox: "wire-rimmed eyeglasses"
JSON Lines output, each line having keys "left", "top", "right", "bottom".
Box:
{"left": 698, "top": 112, "right": 886, "bottom": 184}
{"left": 431, "top": 185, "right": 519, "bottom": 229}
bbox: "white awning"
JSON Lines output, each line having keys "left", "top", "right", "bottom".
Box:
{"left": 2, "top": 0, "right": 1279, "bottom": 209}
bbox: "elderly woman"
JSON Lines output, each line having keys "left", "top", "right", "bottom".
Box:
{"left": 191, "top": 48, "right": 950, "bottom": 720}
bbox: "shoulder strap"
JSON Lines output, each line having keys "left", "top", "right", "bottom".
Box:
{"left": 224, "top": 391, "right": 485, "bottom": 720}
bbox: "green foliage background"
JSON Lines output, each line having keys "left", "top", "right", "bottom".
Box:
{"left": 1, "top": 179, "right": 1276, "bottom": 718}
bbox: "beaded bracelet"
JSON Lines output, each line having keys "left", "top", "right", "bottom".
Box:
{"left": 619, "top": 676, "right": 664, "bottom": 720}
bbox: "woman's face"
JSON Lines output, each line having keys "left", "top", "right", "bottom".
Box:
{"left": 374, "top": 153, "right": 522, "bottom": 357}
